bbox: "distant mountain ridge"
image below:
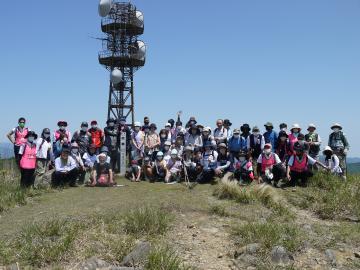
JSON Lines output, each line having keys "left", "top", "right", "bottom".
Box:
{"left": 0, "top": 142, "right": 13, "bottom": 159}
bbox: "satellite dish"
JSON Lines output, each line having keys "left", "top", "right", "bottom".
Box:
{"left": 110, "top": 69, "right": 123, "bottom": 84}
{"left": 98, "top": 0, "right": 112, "bottom": 17}
{"left": 136, "top": 40, "right": 146, "bottom": 58}
{"left": 134, "top": 11, "right": 144, "bottom": 27}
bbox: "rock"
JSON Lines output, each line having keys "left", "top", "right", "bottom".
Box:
{"left": 187, "top": 224, "right": 195, "bottom": 229}
{"left": 235, "top": 254, "right": 258, "bottom": 266}
{"left": 345, "top": 216, "right": 360, "bottom": 223}
{"left": 354, "top": 251, "right": 360, "bottom": 258}
{"left": 6, "top": 264, "right": 20, "bottom": 270}
{"left": 325, "top": 249, "right": 337, "bottom": 266}
{"left": 121, "top": 241, "right": 151, "bottom": 267}
{"left": 270, "top": 246, "right": 294, "bottom": 265}
{"left": 78, "top": 257, "right": 110, "bottom": 270}
{"left": 234, "top": 243, "right": 261, "bottom": 258}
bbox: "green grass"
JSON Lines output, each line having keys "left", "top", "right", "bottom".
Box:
{"left": 286, "top": 172, "right": 360, "bottom": 220}
{"left": 209, "top": 204, "right": 230, "bottom": 217}
{"left": 0, "top": 205, "right": 174, "bottom": 268}
{"left": 232, "top": 222, "right": 303, "bottom": 253}
{"left": 123, "top": 206, "right": 174, "bottom": 237}
{"left": 145, "top": 246, "right": 193, "bottom": 270}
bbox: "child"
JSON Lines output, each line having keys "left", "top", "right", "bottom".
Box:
{"left": 234, "top": 151, "right": 254, "bottom": 184}
{"left": 323, "top": 146, "right": 343, "bottom": 178}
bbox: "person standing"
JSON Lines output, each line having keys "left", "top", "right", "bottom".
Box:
{"left": 89, "top": 120, "right": 104, "bottom": 154}
{"left": 305, "top": 124, "right": 322, "bottom": 169}
{"left": 53, "top": 120, "right": 71, "bottom": 144}
{"left": 328, "top": 123, "right": 350, "bottom": 179}
{"left": 104, "top": 118, "right": 120, "bottom": 172}
{"left": 7, "top": 117, "right": 29, "bottom": 166}
{"left": 263, "top": 122, "right": 278, "bottom": 151}
{"left": 214, "top": 119, "right": 228, "bottom": 145}
{"left": 34, "top": 128, "right": 53, "bottom": 188}
{"left": 18, "top": 131, "right": 38, "bottom": 188}
{"left": 131, "top": 122, "right": 145, "bottom": 164}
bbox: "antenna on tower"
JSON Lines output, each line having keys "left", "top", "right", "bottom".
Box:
{"left": 98, "top": 0, "right": 146, "bottom": 127}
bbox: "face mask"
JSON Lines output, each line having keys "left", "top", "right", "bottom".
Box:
{"left": 332, "top": 128, "right": 340, "bottom": 133}
{"left": 81, "top": 127, "right": 88, "bottom": 132}
{"left": 44, "top": 134, "right": 50, "bottom": 139}
{"left": 233, "top": 134, "right": 240, "bottom": 139}
{"left": 264, "top": 149, "right": 271, "bottom": 155}
{"left": 134, "top": 127, "right": 140, "bottom": 132}
{"left": 161, "top": 134, "right": 166, "bottom": 139}
{"left": 19, "top": 123, "right": 25, "bottom": 128}
{"left": 199, "top": 128, "right": 203, "bottom": 133}
{"left": 108, "top": 123, "right": 115, "bottom": 127}
{"left": 91, "top": 125, "right": 97, "bottom": 129}
{"left": 59, "top": 126, "right": 66, "bottom": 131}
{"left": 177, "top": 126, "right": 182, "bottom": 131}
{"left": 293, "top": 132, "right": 299, "bottom": 138}
{"left": 239, "top": 157, "right": 246, "bottom": 162}
{"left": 28, "top": 137, "right": 35, "bottom": 143}
{"left": 157, "top": 156, "right": 163, "bottom": 161}
{"left": 165, "top": 127, "right": 171, "bottom": 131}
{"left": 253, "top": 132, "right": 259, "bottom": 136}
{"left": 164, "top": 146, "right": 170, "bottom": 151}
{"left": 281, "top": 128, "right": 287, "bottom": 132}
{"left": 72, "top": 149, "right": 79, "bottom": 154}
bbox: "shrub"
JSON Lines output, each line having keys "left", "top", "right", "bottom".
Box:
{"left": 145, "top": 246, "right": 192, "bottom": 270}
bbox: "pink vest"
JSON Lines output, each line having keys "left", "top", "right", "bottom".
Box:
{"left": 288, "top": 134, "right": 298, "bottom": 151}
{"left": 261, "top": 154, "right": 275, "bottom": 173}
{"left": 290, "top": 154, "right": 308, "bottom": 173}
{"left": 15, "top": 127, "right": 28, "bottom": 146}
{"left": 54, "top": 130, "right": 70, "bottom": 141}
{"left": 20, "top": 144, "right": 37, "bottom": 169}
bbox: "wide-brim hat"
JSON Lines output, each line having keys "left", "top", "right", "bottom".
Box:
{"left": 252, "top": 126, "right": 260, "bottom": 132}
{"left": 57, "top": 120, "right": 68, "bottom": 127}
{"left": 291, "top": 124, "right": 301, "bottom": 131}
{"left": 224, "top": 119, "right": 232, "bottom": 126}
{"left": 25, "top": 131, "right": 38, "bottom": 140}
{"left": 307, "top": 124, "right": 316, "bottom": 131}
{"left": 331, "top": 123, "right": 343, "bottom": 130}
{"left": 218, "top": 143, "right": 227, "bottom": 149}
{"left": 323, "top": 146, "right": 333, "bottom": 154}
{"left": 264, "top": 122, "right": 274, "bottom": 128}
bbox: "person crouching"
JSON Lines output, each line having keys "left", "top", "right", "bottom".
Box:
{"left": 90, "top": 153, "right": 114, "bottom": 187}
{"left": 257, "top": 143, "right": 286, "bottom": 187}
{"left": 165, "top": 149, "right": 182, "bottom": 183}
{"left": 53, "top": 147, "right": 79, "bottom": 187}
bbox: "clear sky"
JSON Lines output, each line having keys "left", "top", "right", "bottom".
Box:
{"left": 0, "top": 0, "right": 359, "bottom": 155}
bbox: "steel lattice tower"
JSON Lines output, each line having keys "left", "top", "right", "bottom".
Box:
{"left": 98, "top": 1, "right": 146, "bottom": 126}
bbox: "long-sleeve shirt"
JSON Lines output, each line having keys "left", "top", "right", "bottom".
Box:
{"left": 184, "top": 133, "right": 203, "bottom": 148}
{"left": 55, "top": 156, "right": 77, "bottom": 172}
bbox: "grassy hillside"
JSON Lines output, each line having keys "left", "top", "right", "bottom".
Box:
{"left": 0, "top": 170, "right": 360, "bottom": 269}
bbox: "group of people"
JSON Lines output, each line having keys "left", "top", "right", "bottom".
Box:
{"left": 6, "top": 115, "right": 350, "bottom": 189}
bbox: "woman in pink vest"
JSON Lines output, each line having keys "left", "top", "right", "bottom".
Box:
{"left": 18, "top": 131, "right": 38, "bottom": 188}
{"left": 6, "top": 117, "right": 29, "bottom": 166}
{"left": 256, "top": 144, "right": 285, "bottom": 186}
{"left": 53, "top": 120, "right": 71, "bottom": 143}
{"left": 286, "top": 142, "right": 326, "bottom": 187}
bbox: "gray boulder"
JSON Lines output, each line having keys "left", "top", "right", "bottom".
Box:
{"left": 78, "top": 257, "right": 110, "bottom": 270}
{"left": 121, "top": 241, "right": 151, "bottom": 267}
{"left": 270, "top": 246, "right": 294, "bottom": 265}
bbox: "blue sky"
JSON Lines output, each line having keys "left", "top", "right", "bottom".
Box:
{"left": 0, "top": 0, "right": 359, "bottom": 155}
